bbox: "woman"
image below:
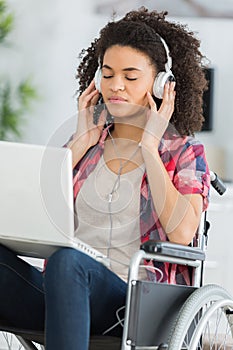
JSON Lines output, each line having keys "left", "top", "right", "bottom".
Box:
{"left": 0, "top": 7, "right": 210, "bottom": 349}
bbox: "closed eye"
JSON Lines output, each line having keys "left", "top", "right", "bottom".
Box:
{"left": 103, "top": 75, "right": 137, "bottom": 81}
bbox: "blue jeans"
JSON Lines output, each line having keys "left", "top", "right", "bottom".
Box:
{"left": 0, "top": 244, "right": 127, "bottom": 349}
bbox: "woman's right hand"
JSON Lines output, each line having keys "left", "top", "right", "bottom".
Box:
{"left": 68, "top": 80, "right": 106, "bottom": 168}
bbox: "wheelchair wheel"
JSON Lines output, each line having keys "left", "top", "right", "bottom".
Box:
{"left": 168, "top": 284, "right": 233, "bottom": 350}
{"left": 0, "top": 332, "right": 44, "bottom": 350}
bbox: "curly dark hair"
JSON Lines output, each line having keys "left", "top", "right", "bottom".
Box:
{"left": 76, "top": 7, "right": 208, "bottom": 136}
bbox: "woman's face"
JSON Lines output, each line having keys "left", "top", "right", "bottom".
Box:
{"left": 100, "top": 45, "right": 156, "bottom": 119}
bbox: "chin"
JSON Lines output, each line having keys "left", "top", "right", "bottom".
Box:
{"left": 106, "top": 102, "right": 146, "bottom": 119}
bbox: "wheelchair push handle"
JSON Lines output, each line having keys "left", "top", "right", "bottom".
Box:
{"left": 210, "top": 170, "right": 226, "bottom": 195}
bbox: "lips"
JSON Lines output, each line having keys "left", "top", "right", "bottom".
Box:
{"left": 108, "top": 96, "right": 127, "bottom": 103}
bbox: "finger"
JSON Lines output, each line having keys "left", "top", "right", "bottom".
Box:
{"left": 79, "top": 89, "right": 99, "bottom": 110}
{"left": 160, "top": 82, "right": 175, "bottom": 109}
{"left": 83, "top": 80, "right": 96, "bottom": 94}
{"left": 89, "top": 94, "right": 101, "bottom": 121}
{"left": 79, "top": 80, "right": 98, "bottom": 103}
{"left": 147, "top": 91, "right": 158, "bottom": 112}
{"left": 159, "top": 97, "right": 175, "bottom": 116}
{"left": 90, "top": 91, "right": 100, "bottom": 106}
{"left": 162, "top": 81, "right": 170, "bottom": 101}
{"left": 157, "top": 91, "right": 175, "bottom": 124}
{"left": 163, "top": 81, "right": 176, "bottom": 101}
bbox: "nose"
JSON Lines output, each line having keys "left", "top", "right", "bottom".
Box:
{"left": 109, "top": 76, "right": 125, "bottom": 92}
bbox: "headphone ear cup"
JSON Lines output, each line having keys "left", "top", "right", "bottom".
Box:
{"left": 94, "top": 67, "right": 102, "bottom": 93}
{"left": 153, "top": 71, "right": 175, "bottom": 99}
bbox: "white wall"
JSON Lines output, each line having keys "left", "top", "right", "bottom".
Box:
{"left": 2, "top": 2, "right": 233, "bottom": 180}
{"left": 184, "top": 17, "right": 233, "bottom": 181}
{"left": 2, "top": 0, "right": 108, "bottom": 146}
{"left": 204, "top": 184, "right": 233, "bottom": 295}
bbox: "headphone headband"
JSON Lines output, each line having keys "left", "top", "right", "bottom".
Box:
{"left": 153, "top": 34, "right": 175, "bottom": 99}
{"left": 157, "top": 34, "right": 172, "bottom": 72}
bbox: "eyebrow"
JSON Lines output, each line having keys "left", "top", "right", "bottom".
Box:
{"left": 102, "top": 64, "right": 142, "bottom": 72}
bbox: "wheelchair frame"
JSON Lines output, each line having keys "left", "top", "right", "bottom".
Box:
{"left": 1, "top": 172, "right": 232, "bottom": 350}
{"left": 122, "top": 247, "right": 203, "bottom": 350}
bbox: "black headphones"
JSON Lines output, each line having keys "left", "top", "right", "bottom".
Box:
{"left": 94, "top": 34, "right": 175, "bottom": 99}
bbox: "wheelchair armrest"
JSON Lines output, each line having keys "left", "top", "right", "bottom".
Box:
{"left": 140, "top": 240, "right": 206, "bottom": 261}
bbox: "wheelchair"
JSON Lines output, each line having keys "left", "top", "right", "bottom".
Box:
{"left": 0, "top": 171, "right": 233, "bottom": 350}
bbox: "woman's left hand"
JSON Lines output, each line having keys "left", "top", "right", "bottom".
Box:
{"left": 141, "top": 81, "right": 176, "bottom": 150}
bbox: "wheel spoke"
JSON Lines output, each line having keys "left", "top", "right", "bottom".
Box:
{"left": 168, "top": 285, "right": 233, "bottom": 350}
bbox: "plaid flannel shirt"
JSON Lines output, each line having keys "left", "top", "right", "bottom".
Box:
{"left": 72, "top": 126, "right": 210, "bottom": 286}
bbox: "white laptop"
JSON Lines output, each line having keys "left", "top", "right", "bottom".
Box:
{"left": 0, "top": 141, "right": 107, "bottom": 263}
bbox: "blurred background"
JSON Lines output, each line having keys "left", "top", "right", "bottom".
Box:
{"left": 1, "top": 0, "right": 233, "bottom": 293}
